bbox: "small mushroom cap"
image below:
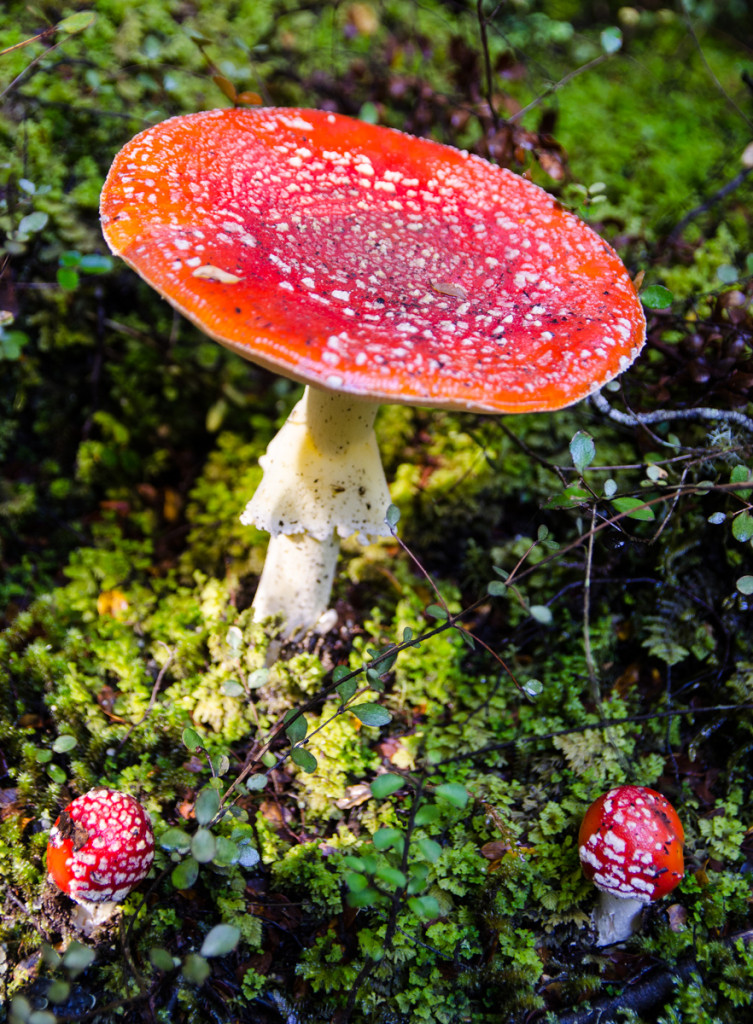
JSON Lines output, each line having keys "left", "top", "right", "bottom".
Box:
{"left": 579, "top": 785, "right": 684, "bottom": 904}
{"left": 101, "top": 107, "right": 645, "bottom": 414}
{"left": 47, "top": 788, "right": 154, "bottom": 904}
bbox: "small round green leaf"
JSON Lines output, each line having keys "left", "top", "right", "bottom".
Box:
{"left": 351, "top": 703, "right": 391, "bottom": 727}
{"left": 247, "top": 667, "right": 269, "bottom": 689}
{"left": 191, "top": 829, "right": 217, "bottom": 864}
{"left": 414, "top": 803, "right": 441, "bottom": 826}
{"left": 51, "top": 735, "right": 77, "bottom": 754}
{"left": 58, "top": 11, "right": 96, "bottom": 34}
{"left": 284, "top": 710, "right": 307, "bottom": 744}
{"left": 236, "top": 839, "right": 261, "bottom": 869}
{"left": 46, "top": 979, "right": 71, "bottom": 1004}
{"left": 717, "top": 264, "right": 738, "bottom": 284}
{"left": 159, "top": 827, "right": 192, "bottom": 853}
{"left": 600, "top": 26, "right": 622, "bottom": 53}
{"left": 416, "top": 838, "right": 442, "bottom": 863}
{"left": 732, "top": 512, "right": 753, "bottom": 542}
{"left": 27, "top": 1011, "right": 57, "bottom": 1024}
{"left": 78, "top": 253, "right": 113, "bottom": 274}
{"left": 435, "top": 783, "right": 469, "bottom": 809}
{"left": 290, "top": 747, "right": 318, "bottom": 773}
{"left": 211, "top": 753, "right": 231, "bottom": 777}
{"left": 373, "top": 827, "right": 404, "bottom": 852}
{"left": 200, "top": 923, "right": 241, "bottom": 958}
{"left": 523, "top": 679, "right": 544, "bottom": 698}
{"left": 226, "top": 625, "right": 243, "bottom": 651}
{"left": 57, "top": 267, "right": 79, "bottom": 291}
{"left": 195, "top": 788, "right": 220, "bottom": 825}
{"left": 641, "top": 285, "right": 673, "bottom": 309}
{"left": 359, "top": 101, "right": 379, "bottom": 124}
{"left": 569, "top": 431, "right": 596, "bottom": 473}
{"left": 375, "top": 864, "right": 407, "bottom": 888}
{"left": 408, "top": 895, "right": 440, "bottom": 919}
{"left": 149, "top": 947, "right": 176, "bottom": 972}
{"left": 385, "top": 504, "right": 401, "bottom": 529}
{"left": 346, "top": 871, "right": 370, "bottom": 892}
{"left": 18, "top": 211, "right": 48, "bottom": 235}
{"left": 182, "top": 952, "right": 211, "bottom": 985}
{"left": 10, "top": 997, "right": 32, "bottom": 1023}
{"left": 370, "top": 773, "right": 404, "bottom": 799}
{"left": 336, "top": 678, "right": 358, "bottom": 703}
{"left": 245, "top": 773, "right": 268, "bottom": 792}
{"left": 529, "top": 605, "right": 553, "bottom": 625}
{"left": 612, "top": 496, "right": 655, "bottom": 521}
{"left": 183, "top": 727, "right": 203, "bottom": 752}
{"left": 730, "top": 465, "right": 752, "bottom": 500}
{"left": 347, "top": 886, "right": 380, "bottom": 908}
{"left": 736, "top": 575, "right": 753, "bottom": 595}
{"left": 62, "top": 941, "right": 96, "bottom": 975}
{"left": 172, "top": 856, "right": 199, "bottom": 890}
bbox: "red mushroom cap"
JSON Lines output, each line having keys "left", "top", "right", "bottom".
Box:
{"left": 47, "top": 788, "right": 154, "bottom": 904}
{"left": 578, "top": 785, "right": 684, "bottom": 903}
{"left": 100, "top": 107, "right": 645, "bottom": 414}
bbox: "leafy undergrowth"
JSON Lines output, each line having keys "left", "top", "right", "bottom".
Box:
{"left": 2, "top": 1, "right": 753, "bottom": 1022}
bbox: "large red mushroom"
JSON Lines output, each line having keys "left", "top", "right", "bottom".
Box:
{"left": 579, "top": 785, "right": 685, "bottom": 945}
{"left": 101, "top": 107, "right": 645, "bottom": 633}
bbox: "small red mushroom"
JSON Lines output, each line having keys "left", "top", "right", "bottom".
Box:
{"left": 101, "top": 108, "right": 646, "bottom": 633}
{"left": 47, "top": 788, "right": 154, "bottom": 930}
{"left": 578, "top": 785, "right": 684, "bottom": 945}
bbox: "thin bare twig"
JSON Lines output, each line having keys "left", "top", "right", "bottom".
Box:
{"left": 590, "top": 389, "right": 753, "bottom": 435}
{"left": 582, "top": 504, "right": 599, "bottom": 702}
{"left": 667, "top": 165, "right": 753, "bottom": 242}
{"left": 508, "top": 53, "right": 608, "bottom": 124}
{"left": 476, "top": 0, "right": 499, "bottom": 129}
{"left": 679, "top": 0, "right": 753, "bottom": 132}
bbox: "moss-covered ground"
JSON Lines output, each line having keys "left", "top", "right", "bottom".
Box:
{"left": 2, "top": 1, "right": 753, "bottom": 1021}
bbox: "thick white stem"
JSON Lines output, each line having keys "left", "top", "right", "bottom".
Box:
{"left": 249, "top": 532, "right": 339, "bottom": 635}
{"left": 592, "top": 890, "right": 646, "bottom": 946}
{"left": 242, "top": 386, "right": 391, "bottom": 633}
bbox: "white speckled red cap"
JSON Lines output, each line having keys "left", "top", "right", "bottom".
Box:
{"left": 100, "top": 107, "right": 645, "bottom": 413}
{"left": 47, "top": 788, "right": 154, "bottom": 904}
{"left": 579, "top": 785, "right": 684, "bottom": 903}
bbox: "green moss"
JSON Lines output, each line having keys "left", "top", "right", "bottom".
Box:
{"left": 2, "top": 0, "right": 753, "bottom": 1019}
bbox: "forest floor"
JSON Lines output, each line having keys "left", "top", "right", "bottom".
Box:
{"left": 2, "top": 2, "right": 753, "bottom": 1022}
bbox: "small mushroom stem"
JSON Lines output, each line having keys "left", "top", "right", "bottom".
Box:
{"left": 70, "top": 898, "right": 120, "bottom": 936}
{"left": 242, "top": 385, "right": 392, "bottom": 634}
{"left": 592, "top": 891, "right": 646, "bottom": 946}
{"left": 248, "top": 532, "right": 340, "bottom": 633}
